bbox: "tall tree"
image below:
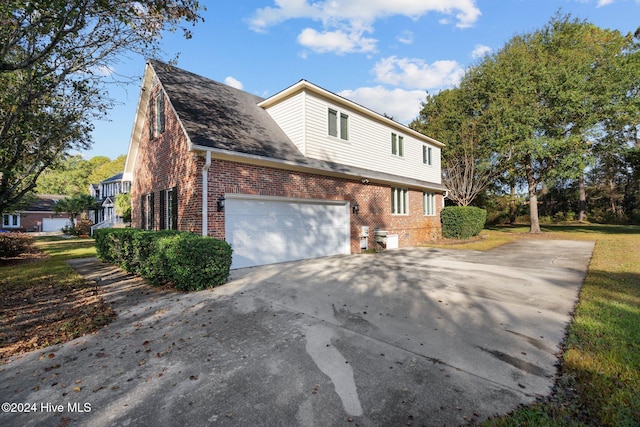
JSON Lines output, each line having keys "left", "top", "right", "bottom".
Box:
{"left": 469, "top": 15, "right": 635, "bottom": 232}
{"left": 411, "top": 83, "right": 496, "bottom": 206}
{"left": 0, "top": 0, "right": 204, "bottom": 214}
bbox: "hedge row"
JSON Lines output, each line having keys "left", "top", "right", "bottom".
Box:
{"left": 441, "top": 206, "right": 487, "bottom": 239}
{"left": 0, "top": 232, "right": 34, "bottom": 258}
{"left": 94, "top": 229, "right": 233, "bottom": 291}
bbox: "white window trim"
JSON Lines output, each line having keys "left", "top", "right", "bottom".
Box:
{"left": 392, "top": 133, "right": 404, "bottom": 157}
{"left": 423, "top": 192, "right": 436, "bottom": 216}
{"left": 327, "top": 107, "right": 349, "bottom": 141}
{"left": 155, "top": 91, "right": 165, "bottom": 136}
{"left": 423, "top": 145, "right": 433, "bottom": 166}
{"left": 391, "top": 187, "right": 408, "bottom": 215}
{"left": 2, "top": 213, "right": 20, "bottom": 228}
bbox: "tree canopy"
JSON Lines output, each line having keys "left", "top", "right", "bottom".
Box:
{"left": 0, "top": 0, "right": 205, "bottom": 214}
{"left": 36, "top": 154, "right": 125, "bottom": 195}
{"left": 412, "top": 14, "right": 640, "bottom": 230}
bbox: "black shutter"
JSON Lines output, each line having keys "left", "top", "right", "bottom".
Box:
{"left": 149, "top": 193, "right": 155, "bottom": 230}
{"left": 159, "top": 190, "right": 166, "bottom": 230}
{"left": 140, "top": 195, "right": 146, "bottom": 229}
{"left": 171, "top": 186, "right": 178, "bottom": 230}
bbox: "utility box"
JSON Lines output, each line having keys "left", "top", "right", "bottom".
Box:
{"left": 374, "top": 230, "right": 388, "bottom": 245}
{"left": 360, "top": 226, "right": 369, "bottom": 250}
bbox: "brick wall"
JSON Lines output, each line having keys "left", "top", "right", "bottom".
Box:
{"left": 131, "top": 82, "right": 201, "bottom": 233}
{"left": 132, "top": 83, "right": 443, "bottom": 254}
{"left": 205, "top": 159, "right": 443, "bottom": 252}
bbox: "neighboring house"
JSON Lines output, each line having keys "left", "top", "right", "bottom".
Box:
{"left": 1, "top": 194, "right": 70, "bottom": 232}
{"left": 89, "top": 172, "right": 131, "bottom": 232}
{"left": 124, "top": 60, "right": 447, "bottom": 268}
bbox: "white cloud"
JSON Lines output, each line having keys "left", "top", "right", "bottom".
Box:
{"left": 397, "top": 30, "right": 414, "bottom": 45}
{"left": 338, "top": 86, "right": 426, "bottom": 124}
{"left": 373, "top": 56, "right": 464, "bottom": 90}
{"left": 471, "top": 44, "right": 492, "bottom": 59}
{"left": 298, "top": 27, "right": 377, "bottom": 54}
{"left": 250, "top": 0, "right": 481, "bottom": 30}
{"left": 248, "top": 0, "right": 481, "bottom": 53}
{"left": 596, "top": 0, "right": 615, "bottom": 6}
{"left": 224, "top": 76, "right": 243, "bottom": 90}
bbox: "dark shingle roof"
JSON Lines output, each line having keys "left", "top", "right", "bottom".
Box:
{"left": 102, "top": 173, "right": 124, "bottom": 183}
{"left": 25, "top": 195, "right": 66, "bottom": 212}
{"left": 149, "top": 60, "right": 305, "bottom": 163}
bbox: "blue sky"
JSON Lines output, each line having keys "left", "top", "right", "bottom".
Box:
{"left": 85, "top": 0, "right": 640, "bottom": 160}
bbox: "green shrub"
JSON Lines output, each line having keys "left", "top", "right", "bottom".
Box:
{"left": 163, "top": 234, "right": 233, "bottom": 291}
{"left": 441, "top": 206, "right": 487, "bottom": 239}
{"left": 0, "top": 232, "right": 34, "bottom": 258}
{"left": 94, "top": 228, "right": 232, "bottom": 290}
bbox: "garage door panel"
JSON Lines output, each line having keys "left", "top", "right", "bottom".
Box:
{"left": 226, "top": 197, "right": 349, "bottom": 269}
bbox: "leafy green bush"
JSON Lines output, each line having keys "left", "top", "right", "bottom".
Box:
{"left": 163, "top": 234, "right": 233, "bottom": 291}
{"left": 94, "top": 228, "right": 232, "bottom": 290}
{"left": 441, "top": 206, "right": 487, "bottom": 239}
{"left": 0, "top": 232, "right": 34, "bottom": 258}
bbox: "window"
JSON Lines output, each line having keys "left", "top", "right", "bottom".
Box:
{"left": 160, "top": 187, "right": 178, "bottom": 230}
{"left": 155, "top": 91, "right": 165, "bottom": 136}
{"left": 392, "top": 133, "right": 404, "bottom": 157}
{"left": 391, "top": 187, "right": 408, "bottom": 215}
{"left": 328, "top": 109, "right": 337, "bottom": 137}
{"left": 423, "top": 192, "right": 436, "bottom": 216}
{"left": 3, "top": 214, "right": 19, "bottom": 228}
{"left": 328, "top": 108, "right": 349, "bottom": 140}
{"left": 423, "top": 145, "right": 432, "bottom": 165}
{"left": 141, "top": 193, "right": 154, "bottom": 230}
{"left": 340, "top": 112, "right": 348, "bottom": 140}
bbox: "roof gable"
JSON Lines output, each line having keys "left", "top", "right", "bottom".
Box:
{"left": 148, "top": 60, "right": 305, "bottom": 162}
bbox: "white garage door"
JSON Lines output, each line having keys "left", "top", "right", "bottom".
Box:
{"left": 42, "top": 218, "right": 71, "bottom": 232}
{"left": 225, "top": 195, "right": 350, "bottom": 269}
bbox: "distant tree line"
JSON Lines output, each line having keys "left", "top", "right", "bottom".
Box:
{"left": 412, "top": 13, "right": 640, "bottom": 230}
{"left": 36, "top": 154, "right": 126, "bottom": 196}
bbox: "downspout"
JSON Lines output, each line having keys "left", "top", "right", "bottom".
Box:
{"left": 202, "top": 151, "right": 211, "bottom": 236}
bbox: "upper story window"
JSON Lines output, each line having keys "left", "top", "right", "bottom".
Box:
{"left": 423, "top": 145, "right": 432, "bottom": 165}
{"left": 391, "top": 133, "right": 404, "bottom": 157}
{"left": 154, "top": 91, "right": 165, "bottom": 136}
{"left": 391, "top": 187, "right": 408, "bottom": 215}
{"left": 328, "top": 108, "right": 348, "bottom": 140}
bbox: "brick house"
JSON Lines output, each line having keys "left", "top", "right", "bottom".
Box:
{"left": 1, "top": 194, "right": 70, "bottom": 232}
{"left": 124, "top": 60, "right": 447, "bottom": 268}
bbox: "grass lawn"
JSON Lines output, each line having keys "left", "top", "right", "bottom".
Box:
{"left": 0, "top": 236, "right": 115, "bottom": 360}
{"left": 431, "top": 224, "right": 640, "bottom": 426}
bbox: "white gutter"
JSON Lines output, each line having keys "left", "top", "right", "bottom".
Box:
{"left": 202, "top": 151, "right": 211, "bottom": 236}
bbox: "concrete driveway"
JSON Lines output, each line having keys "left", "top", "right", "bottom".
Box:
{"left": 0, "top": 239, "right": 594, "bottom": 426}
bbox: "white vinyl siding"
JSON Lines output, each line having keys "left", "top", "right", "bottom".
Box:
{"left": 423, "top": 192, "right": 436, "bottom": 216}
{"left": 305, "top": 92, "right": 441, "bottom": 184}
{"left": 263, "top": 91, "right": 306, "bottom": 154}
{"left": 391, "top": 187, "right": 408, "bottom": 215}
{"left": 262, "top": 89, "right": 442, "bottom": 184}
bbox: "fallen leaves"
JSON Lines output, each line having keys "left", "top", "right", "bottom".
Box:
{"left": 0, "top": 268, "right": 116, "bottom": 359}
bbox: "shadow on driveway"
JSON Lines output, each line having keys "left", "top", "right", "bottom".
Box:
{"left": 0, "top": 239, "right": 594, "bottom": 426}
